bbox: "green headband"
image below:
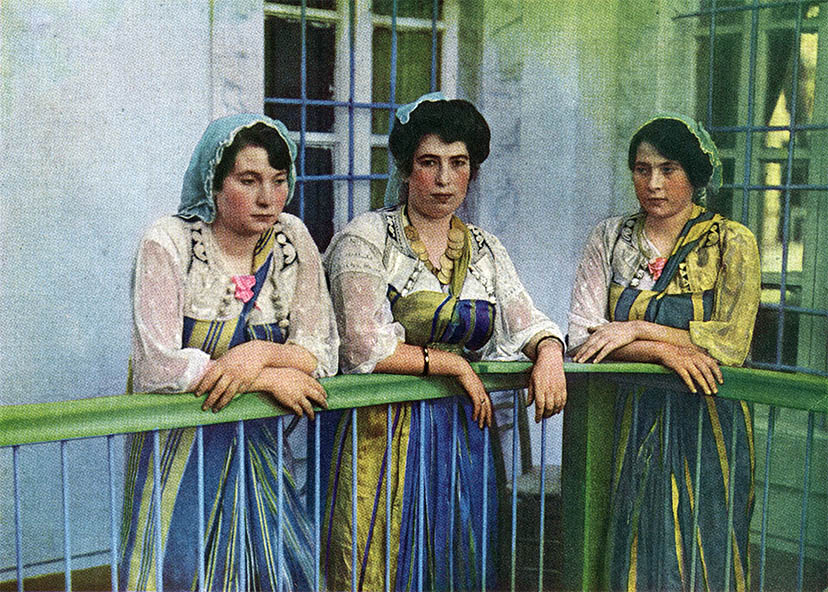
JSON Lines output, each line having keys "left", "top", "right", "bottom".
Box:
{"left": 633, "top": 113, "right": 723, "bottom": 193}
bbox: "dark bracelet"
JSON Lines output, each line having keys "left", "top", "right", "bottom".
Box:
{"left": 534, "top": 335, "right": 561, "bottom": 358}
{"left": 422, "top": 345, "right": 430, "bottom": 376}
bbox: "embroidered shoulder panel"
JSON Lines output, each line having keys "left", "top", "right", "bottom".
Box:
{"left": 467, "top": 224, "right": 493, "bottom": 264}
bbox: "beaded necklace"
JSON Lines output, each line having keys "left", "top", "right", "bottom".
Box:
{"left": 403, "top": 208, "right": 466, "bottom": 285}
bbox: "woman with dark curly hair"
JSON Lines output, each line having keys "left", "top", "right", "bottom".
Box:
{"left": 568, "top": 114, "right": 760, "bottom": 590}
{"left": 322, "top": 93, "right": 567, "bottom": 591}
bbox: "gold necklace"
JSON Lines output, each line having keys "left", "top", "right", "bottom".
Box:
{"left": 403, "top": 212, "right": 465, "bottom": 285}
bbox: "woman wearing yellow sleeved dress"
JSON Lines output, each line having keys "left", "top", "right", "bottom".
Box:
{"left": 568, "top": 114, "right": 760, "bottom": 591}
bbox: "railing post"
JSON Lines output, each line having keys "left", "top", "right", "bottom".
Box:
{"left": 561, "top": 374, "right": 616, "bottom": 591}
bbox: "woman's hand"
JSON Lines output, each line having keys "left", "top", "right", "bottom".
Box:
{"left": 255, "top": 367, "right": 328, "bottom": 419}
{"left": 197, "top": 342, "right": 270, "bottom": 411}
{"left": 200, "top": 363, "right": 328, "bottom": 416}
{"left": 527, "top": 339, "right": 567, "bottom": 422}
{"left": 659, "top": 343, "right": 723, "bottom": 395}
{"left": 196, "top": 340, "right": 310, "bottom": 412}
{"left": 455, "top": 364, "right": 492, "bottom": 429}
{"left": 572, "top": 321, "right": 640, "bottom": 364}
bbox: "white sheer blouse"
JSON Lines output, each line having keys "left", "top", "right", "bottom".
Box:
{"left": 131, "top": 214, "right": 339, "bottom": 392}
{"left": 324, "top": 208, "right": 563, "bottom": 374}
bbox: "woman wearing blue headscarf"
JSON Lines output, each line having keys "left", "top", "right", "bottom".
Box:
{"left": 322, "top": 93, "right": 567, "bottom": 591}
{"left": 568, "top": 115, "right": 760, "bottom": 590}
{"left": 120, "top": 114, "right": 338, "bottom": 591}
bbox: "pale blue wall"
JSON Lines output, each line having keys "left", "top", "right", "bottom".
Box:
{"left": 0, "top": 2, "right": 213, "bottom": 576}
{"left": 0, "top": 3, "right": 212, "bottom": 405}
{"left": 475, "top": 2, "right": 626, "bottom": 465}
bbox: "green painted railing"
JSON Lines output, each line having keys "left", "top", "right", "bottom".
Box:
{"left": 0, "top": 362, "right": 536, "bottom": 447}
{"left": 1, "top": 362, "right": 825, "bottom": 591}
{"left": 3, "top": 362, "right": 823, "bottom": 448}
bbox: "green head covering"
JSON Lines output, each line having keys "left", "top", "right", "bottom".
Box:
{"left": 632, "top": 113, "right": 722, "bottom": 204}
{"left": 178, "top": 114, "right": 298, "bottom": 222}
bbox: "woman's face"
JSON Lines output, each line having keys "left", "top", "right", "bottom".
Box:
{"left": 213, "top": 145, "right": 288, "bottom": 238}
{"left": 406, "top": 134, "right": 471, "bottom": 222}
{"left": 632, "top": 141, "right": 695, "bottom": 221}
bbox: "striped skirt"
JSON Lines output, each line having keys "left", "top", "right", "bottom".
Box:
{"left": 119, "top": 418, "right": 315, "bottom": 591}
{"left": 321, "top": 397, "right": 498, "bottom": 592}
{"left": 606, "top": 387, "right": 755, "bottom": 591}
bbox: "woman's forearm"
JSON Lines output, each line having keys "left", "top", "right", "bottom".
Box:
{"left": 267, "top": 343, "right": 318, "bottom": 375}
{"left": 238, "top": 341, "right": 318, "bottom": 375}
{"left": 602, "top": 339, "right": 672, "bottom": 364}
{"left": 630, "top": 320, "right": 697, "bottom": 349}
{"left": 523, "top": 332, "right": 565, "bottom": 362}
{"left": 373, "top": 342, "right": 472, "bottom": 378}
{"left": 373, "top": 342, "right": 493, "bottom": 427}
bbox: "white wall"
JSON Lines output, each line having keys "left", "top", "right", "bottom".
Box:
{"left": 0, "top": 3, "right": 212, "bottom": 406}
{"left": 0, "top": 0, "right": 262, "bottom": 576}
{"left": 475, "top": 2, "right": 622, "bottom": 465}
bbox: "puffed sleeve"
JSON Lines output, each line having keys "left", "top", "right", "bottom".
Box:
{"left": 689, "top": 221, "right": 760, "bottom": 366}
{"left": 485, "top": 231, "right": 565, "bottom": 359}
{"left": 282, "top": 216, "right": 339, "bottom": 378}
{"left": 566, "top": 218, "right": 617, "bottom": 352}
{"left": 131, "top": 219, "right": 211, "bottom": 393}
{"left": 325, "top": 230, "right": 405, "bottom": 374}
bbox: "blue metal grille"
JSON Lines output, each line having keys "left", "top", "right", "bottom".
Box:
{"left": 677, "top": 0, "right": 828, "bottom": 378}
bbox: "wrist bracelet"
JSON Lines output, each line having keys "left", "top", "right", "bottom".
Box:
{"left": 534, "top": 335, "right": 560, "bottom": 358}
{"left": 422, "top": 345, "right": 430, "bottom": 376}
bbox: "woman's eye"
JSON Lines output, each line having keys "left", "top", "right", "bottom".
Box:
{"left": 239, "top": 177, "right": 256, "bottom": 185}
{"left": 662, "top": 166, "right": 675, "bottom": 175}
{"left": 634, "top": 166, "right": 648, "bottom": 176}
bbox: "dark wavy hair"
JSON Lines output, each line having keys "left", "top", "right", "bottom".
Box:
{"left": 628, "top": 118, "right": 713, "bottom": 189}
{"left": 213, "top": 123, "right": 292, "bottom": 191}
{"left": 389, "top": 99, "right": 491, "bottom": 179}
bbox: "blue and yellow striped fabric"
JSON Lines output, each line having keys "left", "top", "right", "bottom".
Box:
{"left": 604, "top": 208, "right": 755, "bottom": 591}
{"left": 386, "top": 284, "right": 495, "bottom": 352}
{"left": 609, "top": 209, "right": 721, "bottom": 329}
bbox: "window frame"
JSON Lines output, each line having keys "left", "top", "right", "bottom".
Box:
{"left": 263, "top": 0, "right": 459, "bottom": 236}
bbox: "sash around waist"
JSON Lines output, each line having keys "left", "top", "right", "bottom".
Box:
{"left": 387, "top": 284, "right": 495, "bottom": 351}
{"left": 183, "top": 316, "right": 288, "bottom": 359}
{"left": 609, "top": 282, "right": 713, "bottom": 329}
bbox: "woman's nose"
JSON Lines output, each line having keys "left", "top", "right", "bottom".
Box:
{"left": 648, "top": 170, "right": 664, "bottom": 190}
{"left": 258, "top": 183, "right": 277, "bottom": 205}
{"left": 434, "top": 164, "right": 447, "bottom": 185}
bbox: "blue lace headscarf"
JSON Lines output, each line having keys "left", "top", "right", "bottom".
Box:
{"left": 631, "top": 113, "right": 723, "bottom": 206}
{"left": 178, "top": 114, "right": 298, "bottom": 223}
